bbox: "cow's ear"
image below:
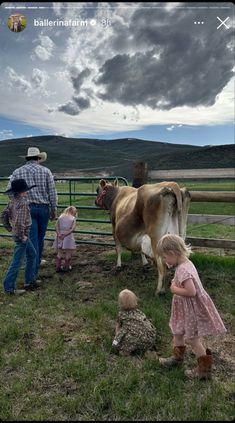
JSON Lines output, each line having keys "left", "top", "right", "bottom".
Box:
{"left": 113, "top": 178, "right": 118, "bottom": 186}
{"left": 100, "top": 179, "right": 106, "bottom": 188}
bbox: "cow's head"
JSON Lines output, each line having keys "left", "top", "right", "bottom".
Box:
{"left": 95, "top": 179, "right": 118, "bottom": 210}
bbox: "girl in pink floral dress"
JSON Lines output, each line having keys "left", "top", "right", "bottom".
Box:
{"left": 53, "top": 206, "right": 77, "bottom": 272}
{"left": 157, "top": 234, "right": 226, "bottom": 380}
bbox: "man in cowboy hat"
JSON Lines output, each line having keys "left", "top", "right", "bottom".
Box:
{"left": 2, "top": 178, "right": 38, "bottom": 294}
{"left": 6, "top": 147, "right": 58, "bottom": 276}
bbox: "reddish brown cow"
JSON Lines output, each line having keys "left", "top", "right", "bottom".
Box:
{"left": 95, "top": 179, "right": 190, "bottom": 294}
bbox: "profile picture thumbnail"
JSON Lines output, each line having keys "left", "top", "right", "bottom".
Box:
{"left": 8, "top": 14, "right": 27, "bottom": 32}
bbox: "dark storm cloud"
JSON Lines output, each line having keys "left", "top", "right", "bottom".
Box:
{"left": 57, "top": 101, "right": 80, "bottom": 116}
{"left": 73, "top": 96, "right": 90, "bottom": 110}
{"left": 70, "top": 67, "right": 91, "bottom": 92}
{"left": 96, "top": 3, "right": 234, "bottom": 110}
{"left": 56, "top": 68, "right": 91, "bottom": 115}
{"left": 56, "top": 96, "right": 90, "bottom": 116}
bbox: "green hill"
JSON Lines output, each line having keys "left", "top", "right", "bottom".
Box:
{"left": 0, "top": 136, "right": 234, "bottom": 178}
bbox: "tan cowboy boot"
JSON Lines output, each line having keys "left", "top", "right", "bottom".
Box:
{"left": 185, "top": 348, "right": 212, "bottom": 380}
{"left": 159, "top": 345, "right": 186, "bottom": 367}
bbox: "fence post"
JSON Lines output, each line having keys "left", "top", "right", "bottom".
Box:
{"left": 69, "top": 180, "right": 72, "bottom": 206}
{"left": 132, "top": 161, "right": 148, "bottom": 188}
{"left": 73, "top": 180, "right": 76, "bottom": 201}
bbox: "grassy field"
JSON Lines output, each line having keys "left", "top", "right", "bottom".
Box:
{"left": 0, "top": 243, "right": 234, "bottom": 421}
{"left": 0, "top": 178, "right": 234, "bottom": 420}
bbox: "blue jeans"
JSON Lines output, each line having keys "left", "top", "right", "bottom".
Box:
{"left": 3, "top": 238, "right": 37, "bottom": 293}
{"left": 29, "top": 204, "right": 50, "bottom": 275}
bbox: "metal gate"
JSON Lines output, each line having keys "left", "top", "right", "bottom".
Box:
{"left": 0, "top": 176, "right": 128, "bottom": 247}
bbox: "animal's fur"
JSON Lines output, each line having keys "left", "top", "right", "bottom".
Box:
{"left": 96, "top": 180, "right": 190, "bottom": 294}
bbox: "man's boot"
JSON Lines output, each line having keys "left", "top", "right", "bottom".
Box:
{"left": 185, "top": 348, "right": 212, "bottom": 380}
{"left": 159, "top": 345, "right": 186, "bottom": 368}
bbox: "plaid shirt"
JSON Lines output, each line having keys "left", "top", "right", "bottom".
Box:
{"left": 7, "top": 161, "right": 57, "bottom": 210}
{"left": 7, "top": 196, "right": 32, "bottom": 241}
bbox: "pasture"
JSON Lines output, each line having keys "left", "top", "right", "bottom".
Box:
{"left": 0, "top": 178, "right": 234, "bottom": 420}
{"left": 0, "top": 244, "right": 234, "bottom": 421}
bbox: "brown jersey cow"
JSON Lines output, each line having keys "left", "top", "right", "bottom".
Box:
{"left": 95, "top": 180, "right": 190, "bottom": 294}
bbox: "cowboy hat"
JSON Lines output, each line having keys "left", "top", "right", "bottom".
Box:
{"left": 5, "top": 178, "right": 36, "bottom": 194}
{"left": 20, "top": 147, "right": 47, "bottom": 163}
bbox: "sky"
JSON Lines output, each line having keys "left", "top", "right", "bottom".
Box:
{"left": 0, "top": 1, "right": 234, "bottom": 146}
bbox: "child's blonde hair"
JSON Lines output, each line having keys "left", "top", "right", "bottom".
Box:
{"left": 157, "top": 234, "right": 192, "bottom": 258}
{"left": 62, "top": 206, "right": 77, "bottom": 217}
{"left": 118, "top": 289, "right": 138, "bottom": 310}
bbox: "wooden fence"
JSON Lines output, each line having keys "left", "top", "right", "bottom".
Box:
{"left": 148, "top": 168, "right": 235, "bottom": 180}
{"left": 0, "top": 177, "right": 234, "bottom": 250}
{"left": 187, "top": 190, "right": 235, "bottom": 250}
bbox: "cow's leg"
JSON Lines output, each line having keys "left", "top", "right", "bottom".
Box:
{"left": 150, "top": 235, "right": 166, "bottom": 295}
{"left": 116, "top": 244, "right": 122, "bottom": 267}
{"left": 155, "top": 256, "right": 166, "bottom": 295}
{"left": 113, "top": 231, "right": 122, "bottom": 268}
{"left": 141, "top": 253, "right": 148, "bottom": 266}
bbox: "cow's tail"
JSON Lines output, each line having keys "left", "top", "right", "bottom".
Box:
{"left": 168, "top": 182, "right": 182, "bottom": 213}
{"left": 178, "top": 187, "right": 191, "bottom": 238}
{"left": 160, "top": 182, "right": 182, "bottom": 213}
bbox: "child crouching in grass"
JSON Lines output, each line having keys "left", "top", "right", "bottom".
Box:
{"left": 112, "top": 289, "right": 157, "bottom": 356}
